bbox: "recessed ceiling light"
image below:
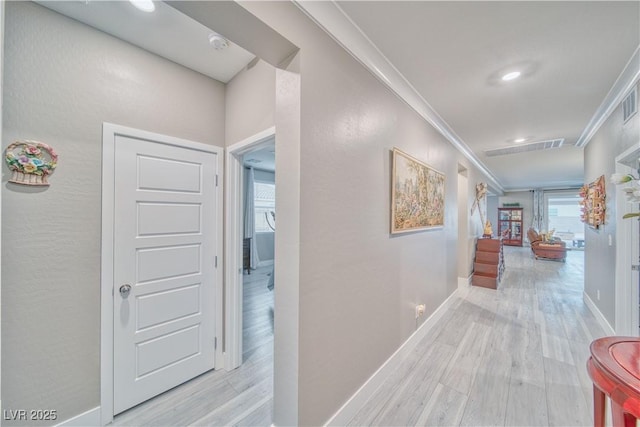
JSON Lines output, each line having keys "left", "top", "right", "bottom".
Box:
{"left": 514, "top": 138, "right": 526, "bottom": 143}
{"left": 129, "top": 0, "right": 155, "bottom": 12}
{"left": 502, "top": 71, "right": 521, "bottom": 81}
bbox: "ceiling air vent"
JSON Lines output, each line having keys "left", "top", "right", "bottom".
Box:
{"left": 484, "top": 139, "right": 564, "bottom": 157}
{"left": 623, "top": 87, "right": 637, "bottom": 123}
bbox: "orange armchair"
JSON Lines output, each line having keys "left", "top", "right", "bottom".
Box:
{"left": 527, "top": 228, "right": 567, "bottom": 261}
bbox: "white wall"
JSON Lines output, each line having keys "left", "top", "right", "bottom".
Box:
{"left": 225, "top": 59, "right": 276, "bottom": 146}
{"left": 584, "top": 81, "right": 640, "bottom": 327}
{"left": 1, "top": 3, "right": 225, "bottom": 424}
{"left": 0, "top": 0, "right": 5, "bottom": 409}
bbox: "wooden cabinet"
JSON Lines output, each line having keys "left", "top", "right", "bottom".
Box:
{"left": 498, "top": 207, "right": 523, "bottom": 246}
{"left": 471, "top": 237, "right": 504, "bottom": 289}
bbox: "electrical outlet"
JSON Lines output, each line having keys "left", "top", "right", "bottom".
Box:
{"left": 415, "top": 304, "right": 426, "bottom": 319}
{"left": 597, "top": 290, "right": 601, "bottom": 301}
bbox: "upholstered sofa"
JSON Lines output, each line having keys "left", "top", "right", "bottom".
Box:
{"left": 527, "top": 228, "right": 567, "bottom": 261}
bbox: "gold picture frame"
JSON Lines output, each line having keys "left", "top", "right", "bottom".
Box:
{"left": 391, "top": 148, "right": 445, "bottom": 234}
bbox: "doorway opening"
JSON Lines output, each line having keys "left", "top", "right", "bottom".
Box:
{"left": 457, "top": 165, "right": 470, "bottom": 288}
{"left": 241, "top": 142, "right": 276, "bottom": 366}
{"left": 225, "top": 127, "right": 276, "bottom": 370}
{"left": 544, "top": 190, "right": 585, "bottom": 250}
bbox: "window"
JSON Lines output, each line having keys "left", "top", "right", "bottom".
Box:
{"left": 254, "top": 181, "right": 275, "bottom": 232}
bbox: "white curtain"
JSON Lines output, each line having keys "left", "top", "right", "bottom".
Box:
{"left": 532, "top": 189, "right": 544, "bottom": 231}
{"left": 244, "top": 167, "right": 260, "bottom": 269}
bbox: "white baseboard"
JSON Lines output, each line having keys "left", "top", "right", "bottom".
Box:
{"left": 457, "top": 276, "right": 471, "bottom": 294}
{"left": 55, "top": 406, "right": 101, "bottom": 427}
{"left": 324, "top": 288, "right": 461, "bottom": 426}
{"left": 584, "top": 291, "right": 615, "bottom": 335}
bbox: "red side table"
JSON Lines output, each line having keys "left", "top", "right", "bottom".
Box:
{"left": 587, "top": 337, "right": 640, "bottom": 427}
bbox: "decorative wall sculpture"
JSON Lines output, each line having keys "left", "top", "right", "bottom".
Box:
{"left": 391, "top": 148, "right": 445, "bottom": 234}
{"left": 5, "top": 141, "right": 58, "bottom": 186}
{"left": 579, "top": 175, "right": 606, "bottom": 229}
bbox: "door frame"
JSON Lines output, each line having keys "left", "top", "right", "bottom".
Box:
{"left": 615, "top": 143, "right": 640, "bottom": 336}
{"left": 224, "top": 126, "right": 276, "bottom": 370}
{"left": 100, "top": 123, "right": 224, "bottom": 425}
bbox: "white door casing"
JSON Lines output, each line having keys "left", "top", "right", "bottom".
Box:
{"left": 224, "top": 127, "right": 275, "bottom": 371}
{"left": 615, "top": 144, "right": 640, "bottom": 336}
{"left": 101, "top": 123, "right": 223, "bottom": 423}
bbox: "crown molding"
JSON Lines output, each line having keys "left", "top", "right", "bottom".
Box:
{"left": 293, "top": 0, "right": 504, "bottom": 193}
{"left": 576, "top": 45, "right": 640, "bottom": 148}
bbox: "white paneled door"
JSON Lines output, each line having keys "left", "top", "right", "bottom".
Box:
{"left": 113, "top": 134, "right": 217, "bottom": 414}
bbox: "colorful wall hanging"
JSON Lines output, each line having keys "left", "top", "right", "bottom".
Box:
{"left": 5, "top": 141, "right": 58, "bottom": 186}
{"left": 579, "top": 175, "right": 606, "bottom": 229}
{"left": 391, "top": 148, "right": 445, "bottom": 234}
{"left": 471, "top": 182, "right": 488, "bottom": 226}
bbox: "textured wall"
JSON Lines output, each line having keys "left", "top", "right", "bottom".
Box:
{"left": 225, "top": 59, "right": 275, "bottom": 145}
{"left": 239, "top": 2, "right": 496, "bottom": 424}
{"left": 2, "top": 3, "right": 225, "bottom": 424}
{"left": 584, "top": 81, "right": 640, "bottom": 326}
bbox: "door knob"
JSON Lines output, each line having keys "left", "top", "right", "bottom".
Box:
{"left": 119, "top": 284, "right": 132, "bottom": 298}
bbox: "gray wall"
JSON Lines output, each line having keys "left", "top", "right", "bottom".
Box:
{"left": 584, "top": 81, "right": 640, "bottom": 327}
{"left": 2, "top": 3, "right": 225, "bottom": 424}
{"left": 487, "top": 195, "right": 499, "bottom": 237}
{"left": 240, "top": 2, "right": 496, "bottom": 424}
{"left": 225, "top": 59, "right": 276, "bottom": 145}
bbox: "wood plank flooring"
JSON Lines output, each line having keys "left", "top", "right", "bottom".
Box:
{"left": 112, "top": 266, "right": 274, "bottom": 427}
{"left": 113, "top": 247, "right": 599, "bottom": 426}
{"left": 348, "top": 246, "right": 602, "bottom": 427}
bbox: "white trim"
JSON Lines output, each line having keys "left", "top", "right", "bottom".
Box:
{"left": 457, "top": 276, "right": 472, "bottom": 294}
{"left": 584, "top": 291, "right": 616, "bottom": 336}
{"left": 0, "top": 0, "right": 5, "bottom": 410}
{"left": 55, "top": 407, "right": 101, "bottom": 427}
{"left": 100, "top": 123, "right": 224, "bottom": 424}
{"left": 324, "top": 288, "right": 461, "bottom": 426}
{"left": 576, "top": 46, "right": 640, "bottom": 147}
{"left": 614, "top": 145, "right": 640, "bottom": 335}
{"left": 224, "top": 126, "right": 276, "bottom": 371}
{"left": 292, "top": 1, "right": 504, "bottom": 194}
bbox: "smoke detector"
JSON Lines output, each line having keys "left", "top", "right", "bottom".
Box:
{"left": 208, "top": 33, "right": 229, "bottom": 50}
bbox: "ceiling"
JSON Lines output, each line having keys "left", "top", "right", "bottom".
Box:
{"left": 244, "top": 143, "right": 276, "bottom": 172}
{"left": 37, "top": 0, "right": 255, "bottom": 83}
{"left": 38, "top": 1, "right": 639, "bottom": 192}
{"left": 313, "top": 1, "right": 640, "bottom": 191}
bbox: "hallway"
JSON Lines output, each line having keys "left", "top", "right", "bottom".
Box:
{"left": 111, "top": 247, "right": 601, "bottom": 426}
{"left": 349, "top": 246, "right": 601, "bottom": 426}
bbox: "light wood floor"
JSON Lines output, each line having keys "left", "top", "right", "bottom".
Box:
{"left": 112, "top": 266, "right": 274, "bottom": 427}
{"left": 113, "top": 248, "right": 599, "bottom": 427}
{"left": 349, "top": 246, "right": 601, "bottom": 427}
